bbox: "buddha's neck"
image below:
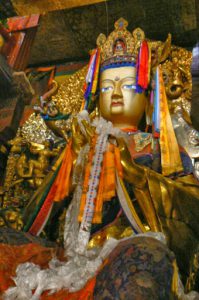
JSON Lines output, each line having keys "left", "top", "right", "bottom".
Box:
{"left": 111, "top": 123, "right": 138, "bottom": 131}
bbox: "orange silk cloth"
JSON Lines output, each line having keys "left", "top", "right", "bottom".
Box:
{"left": 0, "top": 243, "right": 96, "bottom": 300}
{"left": 78, "top": 143, "right": 123, "bottom": 224}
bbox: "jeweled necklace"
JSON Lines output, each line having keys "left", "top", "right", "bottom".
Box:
{"left": 121, "top": 127, "right": 138, "bottom": 135}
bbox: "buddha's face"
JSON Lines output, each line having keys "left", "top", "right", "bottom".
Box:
{"left": 99, "top": 66, "right": 147, "bottom": 129}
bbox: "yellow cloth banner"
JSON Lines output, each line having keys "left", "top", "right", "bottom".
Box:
{"left": 159, "top": 66, "right": 183, "bottom": 176}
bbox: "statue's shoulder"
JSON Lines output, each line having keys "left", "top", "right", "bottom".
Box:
{"left": 127, "top": 132, "right": 153, "bottom": 157}
{"left": 126, "top": 132, "right": 156, "bottom": 170}
{"left": 127, "top": 132, "right": 193, "bottom": 176}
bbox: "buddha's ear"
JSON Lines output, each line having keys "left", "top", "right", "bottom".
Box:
{"left": 145, "top": 96, "right": 153, "bottom": 128}
{"left": 89, "top": 102, "right": 100, "bottom": 120}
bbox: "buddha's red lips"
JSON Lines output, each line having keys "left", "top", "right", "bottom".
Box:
{"left": 111, "top": 101, "right": 124, "bottom": 107}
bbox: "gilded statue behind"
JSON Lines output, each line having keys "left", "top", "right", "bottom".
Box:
{"left": 15, "top": 141, "right": 59, "bottom": 188}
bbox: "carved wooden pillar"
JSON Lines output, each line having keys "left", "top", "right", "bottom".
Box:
{"left": 0, "top": 17, "right": 38, "bottom": 177}
{"left": 0, "top": 15, "right": 40, "bottom": 71}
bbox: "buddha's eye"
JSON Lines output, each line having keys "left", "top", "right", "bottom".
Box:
{"left": 101, "top": 86, "right": 113, "bottom": 93}
{"left": 122, "top": 84, "right": 136, "bottom": 90}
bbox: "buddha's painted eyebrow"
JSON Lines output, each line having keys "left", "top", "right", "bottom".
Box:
{"left": 101, "top": 76, "right": 135, "bottom": 83}
{"left": 101, "top": 79, "right": 114, "bottom": 84}
{"left": 121, "top": 76, "right": 136, "bottom": 82}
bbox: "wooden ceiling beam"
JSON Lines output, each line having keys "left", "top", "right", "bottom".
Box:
{"left": 11, "top": 0, "right": 106, "bottom": 16}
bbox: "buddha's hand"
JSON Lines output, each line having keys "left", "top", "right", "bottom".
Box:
{"left": 71, "top": 116, "right": 95, "bottom": 156}
{"left": 116, "top": 137, "right": 147, "bottom": 188}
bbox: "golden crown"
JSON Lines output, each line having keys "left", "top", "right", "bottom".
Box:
{"left": 96, "top": 18, "right": 145, "bottom": 68}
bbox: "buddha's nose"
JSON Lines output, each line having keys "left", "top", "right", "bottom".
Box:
{"left": 112, "top": 82, "right": 122, "bottom": 99}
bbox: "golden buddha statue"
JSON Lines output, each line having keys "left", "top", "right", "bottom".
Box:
{"left": 1, "top": 18, "right": 199, "bottom": 300}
